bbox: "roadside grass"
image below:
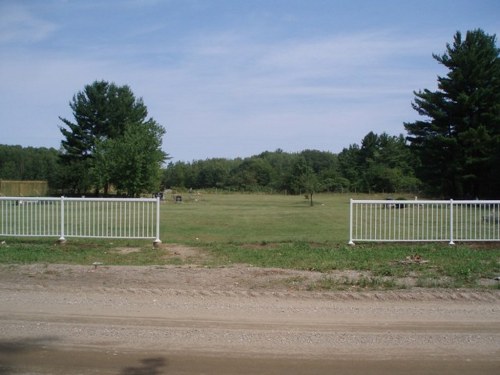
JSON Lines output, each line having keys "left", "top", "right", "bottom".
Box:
{"left": 204, "top": 241, "right": 500, "bottom": 289}
{"left": 0, "top": 238, "right": 170, "bottom": 266}
{"left": 1, "top": 193, "right": 499, "bottom": 289}
{"left": 309, "top": 275, "right": 399, "bottom": 291}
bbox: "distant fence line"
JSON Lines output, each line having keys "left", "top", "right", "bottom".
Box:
{"left": 0, "top": 196, "right": 161, "bottom": 245}
{"left": 0, "top": 180, "right": 48, "bottom": 197}
{"left": 349, "top": 199, "right": 500, "bottom": 244}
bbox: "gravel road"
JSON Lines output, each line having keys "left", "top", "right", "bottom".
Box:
{"left": 0, "top": 264, "right": 499, "bottom": 374}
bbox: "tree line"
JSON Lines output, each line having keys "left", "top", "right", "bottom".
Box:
{"left": 0, "top": 131, "right": 417, "bottom": 196}
{"left": 162, "top": 132, "right": 419, "bottom": 195}
{"left": 1, "top": 29, "right": 499, "bottom": 198}
{"left": 0, "top": 145, "right": 60, "bottom": 186}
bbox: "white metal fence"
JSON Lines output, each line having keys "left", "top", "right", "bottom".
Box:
{"left": 0, "top": 197, "right": 161, "bottom": 244}
{"left": 349, "top": 199, "right": 500, "bottom": 244}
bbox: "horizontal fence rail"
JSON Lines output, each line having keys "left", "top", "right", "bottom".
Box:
{"left": 0, "top": 197, "right": 161, "bottom": 244}
{"left": 349, "top": 199, "right": 500, "bottom": 244}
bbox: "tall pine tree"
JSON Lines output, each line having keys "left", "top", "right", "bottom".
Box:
{"left": 59, "top": 81, "right": 166, "bottom": 195}
{"left": 405, "top": 29, "right": 500, "bottom": 198}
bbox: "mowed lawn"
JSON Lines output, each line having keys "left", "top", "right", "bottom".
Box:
{"left": 161, "top": 192, "right": 355, "bottom": 244}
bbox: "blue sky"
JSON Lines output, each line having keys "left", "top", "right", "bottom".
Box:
{"left": 1, "top": 0, "right": 499, "bottom": 162}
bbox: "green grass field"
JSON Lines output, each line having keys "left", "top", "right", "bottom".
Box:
{"left": 1, "top": 193, "right": 499, "bottom": 290}
{"left": 161, "top": 192, "right": 353, "bottom": 243}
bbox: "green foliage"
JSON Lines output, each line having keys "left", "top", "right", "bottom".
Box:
{"left": 405, "top": 29, "right": 500, "bottom": 198}
{"left": 162, "top": 142, "right": 417, "bottom": 195}
{"left": 0, "top": 145, "right": 61, "bottom": 187}
{"left": 230, "top": 157, "right": 274, "bottom": 190}
{"left": 58, "top": 80, "right": 167, "bottom": 196}
{"left": 288, "top": 157, "right": 321, "bottom": 205}
{"left": 93, "top": 121, "right": 166, "bottom": 197}
{"left": 339, "top": 132, "right": 420, "bottom": 194}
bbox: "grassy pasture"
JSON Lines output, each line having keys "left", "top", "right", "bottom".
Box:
{"left": 161, "top": 192, "right": 353, "bottom": 243}
{"left": 1, "top": 193, "right": 499, "bottom": 289}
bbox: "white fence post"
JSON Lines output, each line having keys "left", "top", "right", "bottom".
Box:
{"left": 153, "top": 196, "right": 162, "bottom": 247}
{"left": 58, "top": 196, "right": 66, "bottom": 244}
{"left": 449, "top": 199, "right": 455, "bottom": 245}
{"left": 348, "top": 199, "right": 355, "bottom": 245}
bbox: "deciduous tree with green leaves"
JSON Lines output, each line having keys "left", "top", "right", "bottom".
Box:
{"left": 405, "top": 29, "right": 500, "bottom": 198}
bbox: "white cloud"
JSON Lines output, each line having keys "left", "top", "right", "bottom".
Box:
{"left": 0, "top": 3, "right": 57, "bottom": 44}
{"left": 128, "top": 31, "right": 440, "bottom": 159}
{"left": 0, "top": 9, "right": 446, "bottom": 161}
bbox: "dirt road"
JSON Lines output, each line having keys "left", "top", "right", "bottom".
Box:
{"left": 0, "top": 264, "right": 499, "bottom": 374}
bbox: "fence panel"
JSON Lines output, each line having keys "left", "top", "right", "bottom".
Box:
{"left": 0, "top": 197, "right": 161, "bottom": 244}
{"left": 0, "top": 198, "right": 61, "bottom": 237}
{"left": 452, "top": 201, "right": 500, "bottom": 241}
{"left": 349, "top": 199, "right": 500, "bottom": 244}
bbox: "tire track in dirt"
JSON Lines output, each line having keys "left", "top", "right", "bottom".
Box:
{"left": 1, "top": 282, "right": 499, "bottom": 302}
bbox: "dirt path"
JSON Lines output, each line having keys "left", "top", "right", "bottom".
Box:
{"left": 0, "top": 264, "right": 499, "bottom": 374}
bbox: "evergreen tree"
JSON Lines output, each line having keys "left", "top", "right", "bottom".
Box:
{"left": 405, "top": 29, "right": 500, "bottom": 198}
{"left": 59, "top": 81, "right": 167, "bottom": 195}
